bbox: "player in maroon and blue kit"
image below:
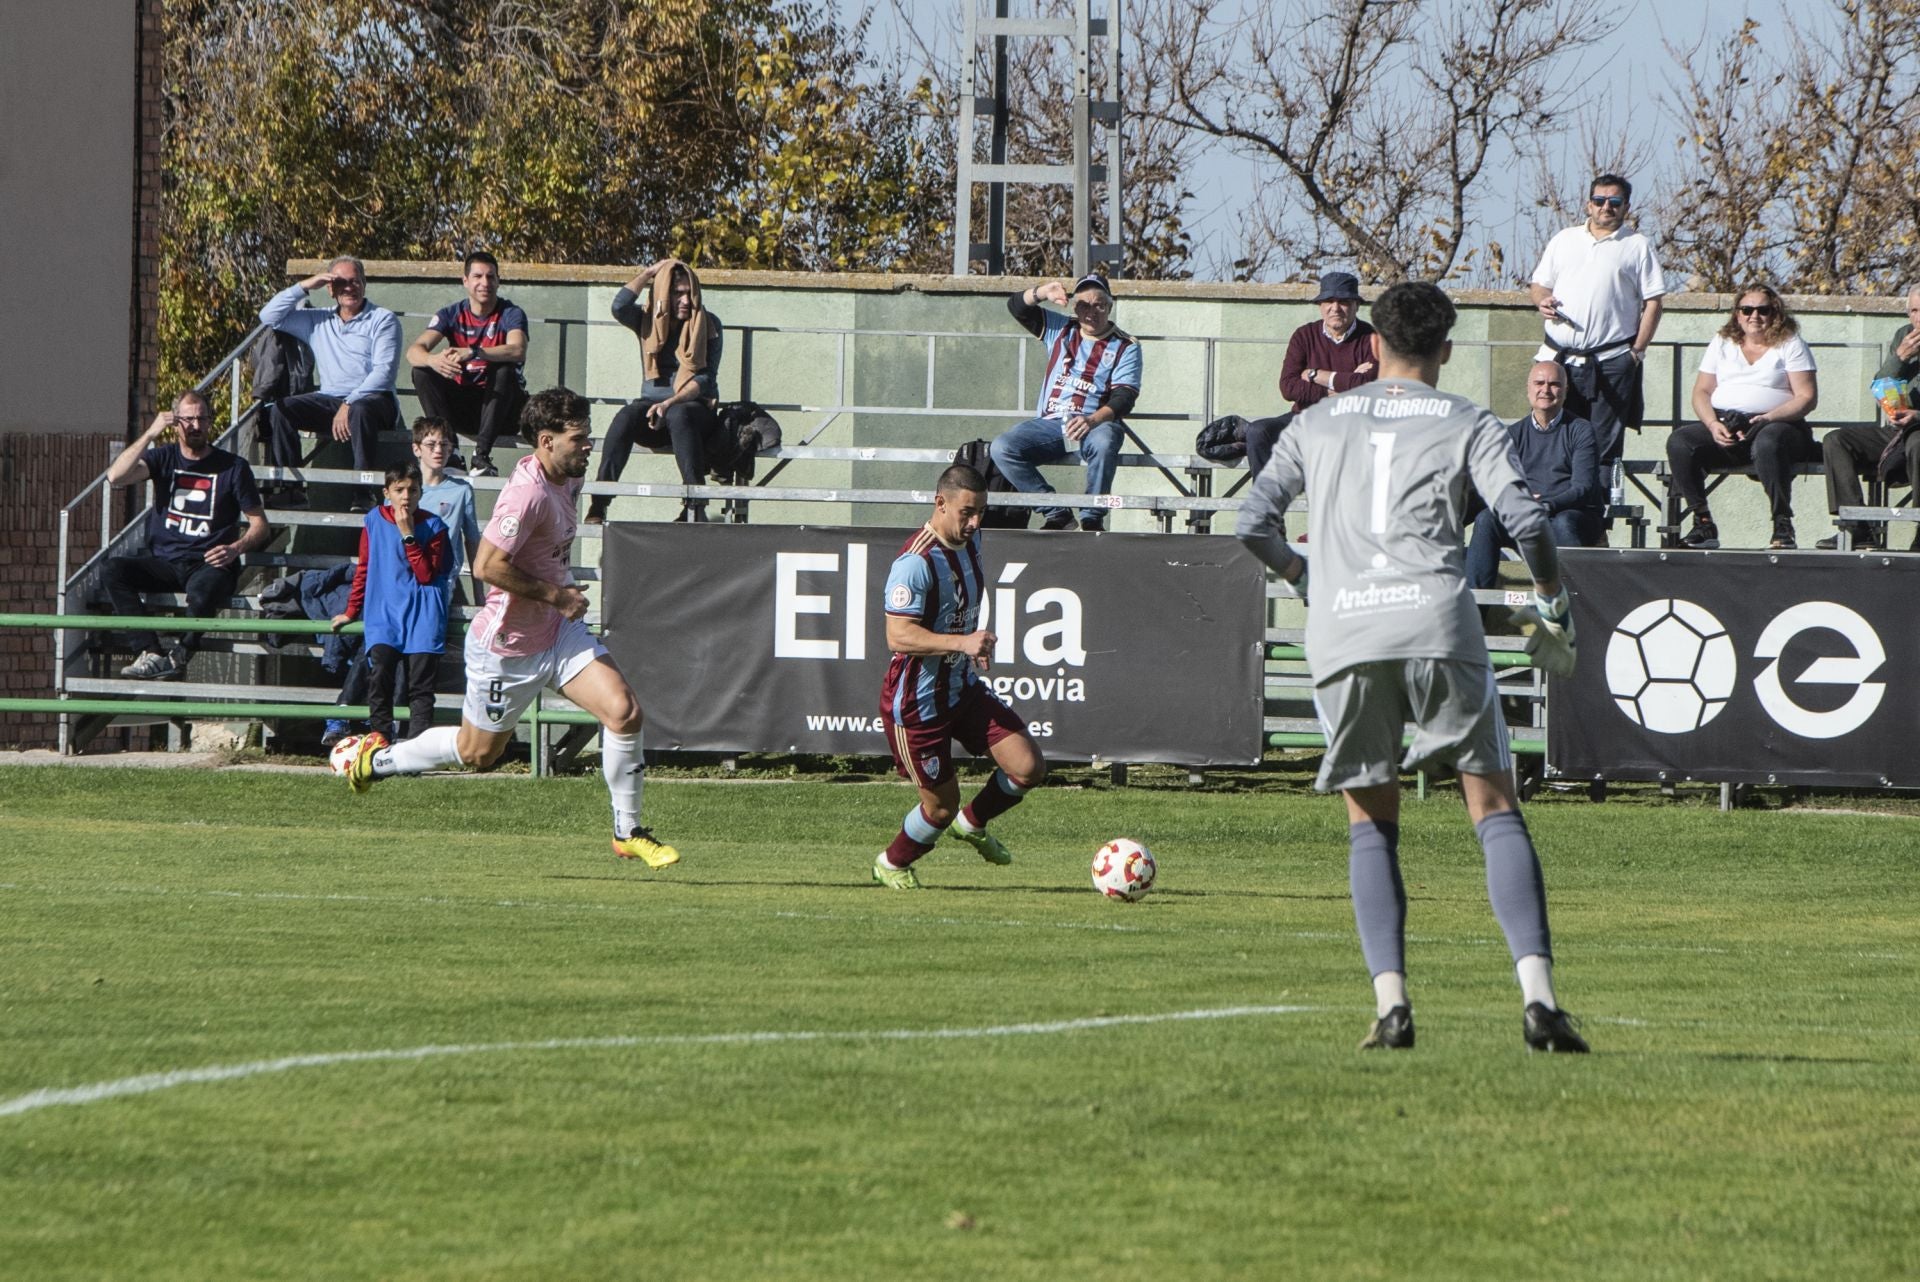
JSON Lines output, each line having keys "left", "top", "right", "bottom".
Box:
{"left": 872, "top": 466, "right": 1048, "bottom": 889}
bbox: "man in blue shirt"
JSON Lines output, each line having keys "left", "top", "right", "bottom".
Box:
{"left": 259, "top": 255, "right": 402, "bottom": 511}
{"left": 104, "top": 390, "right": 272, "bottom": 681}
{"left": 1465, "top": 361, "right": 1601, "bottom": 589}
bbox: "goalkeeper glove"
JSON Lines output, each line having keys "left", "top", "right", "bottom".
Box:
{"left": 1513, "top": 588, "right": 1576, "bottom": 678}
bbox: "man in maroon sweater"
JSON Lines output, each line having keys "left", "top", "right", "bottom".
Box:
{"left": 1243, "top": 271, "right": 1379, "bottom": 474}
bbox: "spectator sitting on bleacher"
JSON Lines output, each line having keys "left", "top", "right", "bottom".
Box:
{"left": 990, "top": 274, "right": 1142, "bottom": 532}
{"left": 1667, "top": 283, "right": 1820, "bottom": 549}
{"left": 412, "top": 417, "right": 481, "bottom": 603}
{"left": 1242, "top": 270, "right": 1379, "bottom": 476}
{"left": 258, "top": 255, "right": 403, "bottom": 512}
{"left": 1819, "top": 283, "right": 1920, "bottom": 551}
{"left": 586, "top": 259, "right": 726, "bottom": 525}
{"left": 332, "top": 463, "right": 452, "bottom": 742}
{"left": 105, "top": 391, "right": 271, "bottom": 681}
{"left": 404, "top": 251, "right": 528, "bottom": 479}
{"left": 1466, "top": 361, "right": 1601, "bottom": 589}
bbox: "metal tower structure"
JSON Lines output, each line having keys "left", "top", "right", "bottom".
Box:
{"left": 952, "top": 0, "right": 1124, "bottom": 278}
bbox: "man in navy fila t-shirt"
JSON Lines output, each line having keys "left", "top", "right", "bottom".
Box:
{"left": 988, "top": 273, "right": 1144, "bottom": 532}
{"left": 104, "top": 389, "right": 271, "bottom": 681}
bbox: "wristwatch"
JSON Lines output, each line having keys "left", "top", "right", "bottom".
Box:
{"left": 401, "top": 533, "right": 417, "bottom": 546}
{"left": 1306, "top": 367, "right": 1318, "bottom": 384}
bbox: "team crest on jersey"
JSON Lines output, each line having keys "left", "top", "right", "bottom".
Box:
{"left": 889, "top": 584, "right": 912, "bottom": 610}
{"left": 920, "top": 755, "right": 942, "bottom": 779}
{"left": 497, "top": 515, "right": 520, "bottom": 538}
{"left": 486, "top": 704, "right": 507, "bottom": 724}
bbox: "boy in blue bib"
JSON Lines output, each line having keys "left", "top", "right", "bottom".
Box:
{"left": 332, "top": 464, "right": 452, "bottom": 739}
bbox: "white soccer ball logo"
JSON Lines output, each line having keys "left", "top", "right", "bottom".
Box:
{"left": 1604, "top": 599, "right": 1737, "bottom": 734}
{"left": 1091, "top": 838, "right": 1157, "bottom": 902}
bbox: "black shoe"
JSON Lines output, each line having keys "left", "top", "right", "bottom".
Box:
{"left": 1523, "top": 1002, "right": 1590, "bottom": 1053}
{"left": 270, "top": 484, "right": 310, "bottom": 511}
{"left": 583, "top": 496, "right": 610, "bottom": 526}
{"left": 1040, "top": 512, "right": 1075, "bottom": 531}
{"left": 348, "top": 499, "right": 372, "bottom": 516}
{"left": 470, "top": 454, "right": 498, "bottom": 478}
{"left": 1079, "top": 515, "right": 1105, "bottom": 532}
{"left": 1680, "top": 516, "right": 1719, "bottom": 549}
{"left": 1359, "top": 1005, "right": 1415, "bottom": 1050}
{"left": 1768, "top": 520, "right": 1796, "bottom": 550}
{"left": 1816, "top": 525, "right": 1881, "bottom": 551}
{"left": 446, "top": 450, "right": 467, "bottom": 472}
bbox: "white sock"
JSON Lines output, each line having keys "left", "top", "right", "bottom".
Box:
{"left": 378, "top": 726, "right": 463, "bottom": 777}
{"left": 604, "top": 727, "right": 644, "bottom": 839}
{"left": 1373, "top": 971, "right": 1409, "bottom": 1018}
{"left": 1516, "top": 954, "right": 1557, "bottom": 1009}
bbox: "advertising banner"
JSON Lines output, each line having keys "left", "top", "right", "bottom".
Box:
{"left": 601, "top": 525, "right": 1269, "bottom": 765}
{"left": 1550, "top": 549, "right": 1920, "bottom": 787}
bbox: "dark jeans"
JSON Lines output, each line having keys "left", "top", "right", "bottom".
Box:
{"left": 1823, "top": 422, "right": 1920, "bottom": 514}
{"left": 1667, "top": 419, "right": 1819, "bottom": 524}
{"left": 103, "top": 553, "right": 240, "bottom": 657}
{"left": 596, "top": 399, "right": 726, "bottom": 508}
{"left": 1555, "top": 350, "right": 1641, "bottom": 469}
{"left": 366, "top": 645, "right": 439, "bottom": 740}
{"left": 1465, "top": 508, "right": 1599, "bottom": 589}
{"left": 267, "top": 391, "right": 400, "bottom": 473}
{"left": 1242, "top": 414, "right": 1293, "bottom": 477}
{"left": 410, "top": 367, "right": 525, "bottom": 457}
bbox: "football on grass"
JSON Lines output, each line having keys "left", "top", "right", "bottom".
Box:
{"left": 328, "top": 734, "right": 367, "bottom": 777}
{"left": 1091, "top": 838, "right": 1156, "bottom": 902}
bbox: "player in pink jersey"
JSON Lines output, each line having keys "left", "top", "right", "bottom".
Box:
{"left": 343, "top": 387, "right": 680, "bottom": 869}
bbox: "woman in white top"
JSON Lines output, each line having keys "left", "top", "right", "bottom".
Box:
{"left": 1667, "top": 283, "right": 1820, "bottom": 548}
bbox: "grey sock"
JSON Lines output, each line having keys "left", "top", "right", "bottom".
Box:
{"left": 1348, "top": 821, "right": 1405, "bottom": 977}
{"left": 1477, "top": 810, "right": 1552, "bottom": 961}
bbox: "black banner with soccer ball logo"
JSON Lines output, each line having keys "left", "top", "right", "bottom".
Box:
{"left": 1549, "top": 549, "right": 1920, "bottom": 787}
{"left": 600, "top": 524, "right": 1269, "bottom": 766}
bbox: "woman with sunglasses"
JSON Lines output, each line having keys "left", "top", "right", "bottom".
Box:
{"left": 1667, "top": 283, "right": 1819, "bottom": 548}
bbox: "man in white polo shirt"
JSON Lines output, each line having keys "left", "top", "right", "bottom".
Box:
{"left": 1528, "top": 174, "right": 1667, "bottom": 472}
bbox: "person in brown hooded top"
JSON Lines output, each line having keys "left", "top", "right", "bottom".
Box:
{"left": 587, "top": 258, "right": 726, "bottom": 524}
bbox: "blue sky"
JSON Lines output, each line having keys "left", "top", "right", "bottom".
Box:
{"left": 847, "top": 0, "right": 1816, "bottom": 280}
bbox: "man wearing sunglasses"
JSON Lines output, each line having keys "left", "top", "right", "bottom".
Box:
{"left": 1528, "top": 175, "right": 1667, "bottom": 474}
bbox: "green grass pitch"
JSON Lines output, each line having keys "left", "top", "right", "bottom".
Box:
{"left": 1, "top": 764, "right": 1915, "bottom": 1280}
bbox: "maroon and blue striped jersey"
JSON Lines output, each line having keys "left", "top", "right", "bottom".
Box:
{"left": 880, "top": 523, "right": 987, "bottom": 725}
{"left": 1033, "top": 311, "right": 1143, "bottom": 420}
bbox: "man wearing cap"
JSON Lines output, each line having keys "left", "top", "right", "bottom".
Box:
{"left": 989, "top": 274, "right": 1143, "bottom": 531}
{"left": 1528, "top": 174, "right": 1667, "bottom": 470}
{"left": 1243, "top": 270, "right": 1380, "bottom": 475}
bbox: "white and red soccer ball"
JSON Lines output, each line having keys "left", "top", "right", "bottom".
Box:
{"left": 327, "top": 734, "right": 369, "bottom": 777}
{"left": 1091, "top": 838, "right": 1156, "bottom": 902}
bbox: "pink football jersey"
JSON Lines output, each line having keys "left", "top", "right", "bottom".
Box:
{"left": 469, "top": 453, "right": 581, "bottom": 656}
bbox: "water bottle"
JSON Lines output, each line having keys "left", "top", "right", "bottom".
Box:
{"left": 1608, "top": 459, "right": 1624, "bottom": 508}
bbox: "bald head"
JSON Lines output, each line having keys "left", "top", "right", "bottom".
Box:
{"left": 1527, "top": 360, "right": 1568, "bottom": 423}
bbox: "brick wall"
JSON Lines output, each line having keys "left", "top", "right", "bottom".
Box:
{"left": 133, "top": 0, "right": 160, "bottom": 427}
{"left": 0, "top": 432, "right": 121, "bottom": 749}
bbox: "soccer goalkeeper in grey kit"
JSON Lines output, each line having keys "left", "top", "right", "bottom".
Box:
{"left": 1235, "top": 280, "right": 1589, "bottom": 1054}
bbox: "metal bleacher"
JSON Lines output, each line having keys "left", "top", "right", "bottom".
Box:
{"left": 29, "top": 303, "right": 1901, "bottom": 767}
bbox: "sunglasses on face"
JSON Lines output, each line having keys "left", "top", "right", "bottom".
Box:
{"left": 1589, "top": 196, "right": 1627, "bottom": 210}
{"left": 1738, "top": 305, "right": 1774, "bottom": 317}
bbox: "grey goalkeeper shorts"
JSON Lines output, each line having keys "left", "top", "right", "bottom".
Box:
{"left": 1310, "top": 657, "right": 1510, "bottom": 793}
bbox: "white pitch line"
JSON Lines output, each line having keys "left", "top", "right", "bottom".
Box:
{"left": 0, "top": 1005, "right": 1317, "bottom": 1120}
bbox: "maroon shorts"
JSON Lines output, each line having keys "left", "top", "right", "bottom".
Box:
{"left": 883, "top": 684, "right": 1027, "bottom": 789}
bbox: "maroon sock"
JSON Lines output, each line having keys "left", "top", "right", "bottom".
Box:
{"left": 882, "top": 830, "right": 934, "bottom": 868}
{"left": 962, "top": 769, "right": 1027, "bottom": 829}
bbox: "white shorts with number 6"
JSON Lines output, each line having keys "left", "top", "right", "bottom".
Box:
{"left": 461, "top": 616, "right": 609, "bottom": 735}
